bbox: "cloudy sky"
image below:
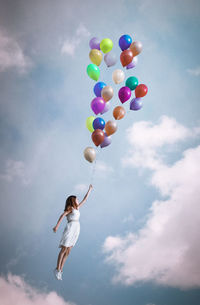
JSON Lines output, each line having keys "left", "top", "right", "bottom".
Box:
{"left": 0, "top": 0, "right": 200, "bottom": 304}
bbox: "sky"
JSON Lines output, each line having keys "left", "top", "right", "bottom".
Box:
{"left": 0, "top": 0, "right": 200, "bottom": 304}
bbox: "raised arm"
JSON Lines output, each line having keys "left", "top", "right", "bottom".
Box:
{"left": 53, "top": 210, "right": 70, "bottom": 232}
{"left": 78, "top": 184, "right": 93, "bottom": 208}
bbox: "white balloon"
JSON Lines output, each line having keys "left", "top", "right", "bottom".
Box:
{"left": 84, "top": 147, "right": 96, "bottom": 163}
{"left": 112, "top": 69, "right": 125, "bottom": 84}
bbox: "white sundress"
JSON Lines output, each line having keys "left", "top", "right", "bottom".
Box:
{"left": 59, "top": 207, "right": 80, "bottom": 248}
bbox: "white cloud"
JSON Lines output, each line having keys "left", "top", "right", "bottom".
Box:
{"left": 74, "top": 183, "right": 88, "bottom": 193}
{"left": 122, "top": 213, "right": 134, "bottom": 223}
{"left": 0, "top": 159, "right": 31, "bottom": 185}
{"left": 0, "top": 273, "right": 76, "bottom": 305}
{"left": 61, "top": 24, "right": 90, "bottom": 56}
{"left": 122, "top": 115, "right": 200, "bottom": 171}
{"left": 187, "top": 66, "right": 200, "bottom": 76}
{"left": 102, "top": 116, "right": 200, "bottom": 289}
{"left": 95, "top": 160, "right": 114, "bottom": 174}
{"left": 0, "top": 29, "right": 32, "bottom": 73}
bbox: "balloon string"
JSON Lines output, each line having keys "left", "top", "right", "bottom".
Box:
{"left": 90, "top": 147, "right": 102, "bottom": 185}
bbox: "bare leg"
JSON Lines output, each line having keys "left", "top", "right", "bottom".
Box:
{"left": 56, "top": 247, "right": 66, "bottom": 271}
{"left": 60, "top": 246, "right": 72, "bottom": 271}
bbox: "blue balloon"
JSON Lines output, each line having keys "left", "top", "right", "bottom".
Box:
{"left": 93, "top": 82, "right": 106, "bottom": 97}
{"left": 93, "top": 117, "right": 105, "bottom": 130}
{"left": 119, "top": 35, "right": 132, "bottom": 51}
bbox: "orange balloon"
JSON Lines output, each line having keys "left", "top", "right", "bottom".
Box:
{"left": 113, "top": 106, "right": 125, "bottom": 120}
{"left": 120, "top": 49, "right": 133, "bottom": 67}
{"left": 91, "top": 129, "right": 105, "bottom": 146}
{"left": 130, "top": 41, "right": 142, "bottom": 56}
{"left": 105, "top": 120, "right": 117, "bottom": 136}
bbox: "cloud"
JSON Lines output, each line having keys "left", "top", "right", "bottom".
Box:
{"left": 122, "top": 214, "right": 134, "bottom": 223}
{"left": 0, "top": 159, "right": 31, "bottom": 185}
{"left": 95, "top": 160, "right": 114, "bottom": 175}
{"left": 122, "top": 115, "right": 200, "bottom": 172}
{"left": 61, "top": 24, "right": 90, "bottom": 56}
{"left": 0, "top": 273, "right": 76, "bottom": 305}
{"left": 0, "top": 28, "right": 32, "bottom": 73}
{"left": 74, "top": 183, "right": 88, "bottom": 193}
{"left": 187, "top": 66, "right": 200, "bottom": 76}
{"left": 102, "top": 116, "right": 200, "bottom": 289}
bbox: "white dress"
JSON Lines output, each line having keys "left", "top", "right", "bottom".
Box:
{"left": 59, "top": 207, "right": 80, "bottom": 248}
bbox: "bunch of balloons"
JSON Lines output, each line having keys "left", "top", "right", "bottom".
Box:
{"left": 84, "top": 34, "right": 148, "bottom": 163}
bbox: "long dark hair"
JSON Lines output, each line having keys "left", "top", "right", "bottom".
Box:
{"left": 64, "top": 195, "right": 78, "bottom": 212}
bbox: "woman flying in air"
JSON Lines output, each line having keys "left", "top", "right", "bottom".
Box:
{"left": 53, "top": 184, "right": 93, "bottom": 280}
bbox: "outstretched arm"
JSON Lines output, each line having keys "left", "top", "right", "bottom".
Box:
{"left": 78, "top": 184, "right": 93, "bottom": 208}
{"left": 53, "top": 210, "right": 69, "bottom": 232}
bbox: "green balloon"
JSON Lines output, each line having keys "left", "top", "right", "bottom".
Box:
{"left": 87, "top": 64, "right": 100, "bottom": 81}
{"left": 86, "top": 116, "right": 95, "bottom": 133}
{"left": 125, "top": 76, "right": 138, "bottom": 91}
{"left": 100, "top": 38, "right": 113, "bottom": 53}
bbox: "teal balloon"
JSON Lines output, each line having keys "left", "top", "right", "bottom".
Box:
{"left": 125, "top": 76, "right": 138, "bottom": 91}
{"left": 87, "top": 64, "right": 100, "bottom": 81}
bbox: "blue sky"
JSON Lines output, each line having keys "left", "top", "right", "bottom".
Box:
{"left": 0, "top": 0, "right": 200, "bottom": 305}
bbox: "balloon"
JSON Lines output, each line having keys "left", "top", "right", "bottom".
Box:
{"left": 105, "top": 120, "right": 117, "bottom": 136}
{"left": 86, "top": 116, "right": 95, "bottom": 132}
{"left": 113, "top": 106, "right": 125, "bottom": 120}
{"left": 91, "top": 97, "right": 106, "bottom": 115}
{"left": 130, "top": 98, "right": 143, "bottom": 111}
{"left": 104, "top": 52, "right": 117, "bottom": 67}
{"left": 126, "top": 57, "right": 138, "bottom": 69}
{"left": 100, "top": 133, "right": 112, "bottom": 148}
{"left": 93, "top": 117, "right": 105, "bottom": 130}
{"left": 112, "top": 69, "right": 125, "bottom": 84}
{"left": 87, "top": 64, "right": 100, "bottom": 81}
{"left": 120, "top": 49, "right": 133, "bottom": 67}
{"left": 100, "top": 101, "right": 110, "bottom": 114}
{"left": 125, "top": 76, "right": 138, "bottom": 90}
{"left": 89, "top": 49, "right": 102, "bottom": 66}
{"left": 94, "top": 82, "right": 106, "bottom": 97}
{"left": 92, "top": 129, "right": 105, "bottom": 146}
{"left": 89, "top": 37, "right": 100, "bottom": 50}
{"left": 118, "top": 86, "right": 131, "bottom": 103}
{"left": 101, "top": 85, "right": 114, "bottom": 102}
{"left": 119, "top": 34, "right": 132, "bottom": 51}
{"left": 135, "top": 84, "right": 148, "bottom": 98}
{"left": 100, "top": 38, "right": 113, "bottom": 53}
{"left": 84, "top": 147, "right": 96, "bottom": 163}
{"left": 130, "top": 41, "right": 142, "bottom": 56}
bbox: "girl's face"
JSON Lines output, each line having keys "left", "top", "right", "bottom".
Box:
{"left": 75, "top": 198, "right": 79, "bottom": 205}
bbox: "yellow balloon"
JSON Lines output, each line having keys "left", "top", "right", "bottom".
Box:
{"left": 86, "top": 116, "right": 95, "bottom": 132}
{"left": 89, "top": 49, "right": 103, "bottom": 66}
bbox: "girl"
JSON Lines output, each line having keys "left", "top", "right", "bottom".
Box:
{"left": 53, "top": 184, "right": 93, "bottom": 280}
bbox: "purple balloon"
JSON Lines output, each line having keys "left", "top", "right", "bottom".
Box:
{"left": 104, "top": 52, "right": 117, "bottom": 67}
{"left": 130, "top": 98, "right": 143, "bottom": 110}
{"left": 126, "top": 57, "right": 138, "bottom": 69}
{"left": 89, "top": 37, "right": 100, "bottom": 50}
{"left": 100, "top": 133, "right": 112, "bottom": 148}
{"left": 91, "top": 97, "right": 105, "bottom": 115}
{"left": 118, "top": 86, "right": 131, "bottom": 104}
{"left": 100, "top": 101, "right": 110, "bottom": 114}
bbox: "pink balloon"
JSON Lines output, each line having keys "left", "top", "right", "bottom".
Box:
{"left": 118, "top": 86, "right": 131, "bottom": 104}
{"left": 91, "top": 97, "right": 106, "bottom": 115}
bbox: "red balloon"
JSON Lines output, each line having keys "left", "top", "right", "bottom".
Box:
{"left": 91, "top": 129, "right": 105, "bottom": 146}
{"left": 120, "top": 49, "right": 133, "bottom": 67}
{"left": 135, "top": 84, "right": 148, "bottom": 98}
